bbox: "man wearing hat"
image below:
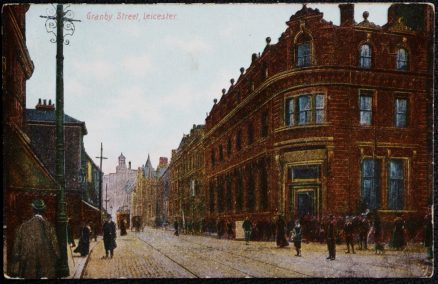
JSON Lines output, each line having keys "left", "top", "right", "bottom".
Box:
{"left": 326, "top": 214, "right": 337, "bottom": 260}
{"left": 10, "top": 199, "right": 60, "bottom": 279}
{"left": 102, "top": 214, "right": 117, "bottom": 258}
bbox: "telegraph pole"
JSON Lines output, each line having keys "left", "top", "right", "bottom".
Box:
{"left": 104, "top": 184, "right": 110, "bottom": 212}
{"left": 96, "top": 142, "right": 108, "bottom": 226}
{"left": 40, "top": 4, "right": 80, "bottom": 277}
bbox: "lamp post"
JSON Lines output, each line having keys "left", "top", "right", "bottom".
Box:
{"left": 40, "top": 4, "right": 80, "bottom": 278}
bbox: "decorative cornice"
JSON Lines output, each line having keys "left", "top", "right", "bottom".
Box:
{"left": 387, "top": 17, "right": 415, "bottom": 34}
{"left": 5, "top": 7, "right": 34, "bottom": 79}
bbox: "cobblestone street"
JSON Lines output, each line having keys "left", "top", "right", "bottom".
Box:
{"left": 82, "top": 227, "right": 433, "bottom": 278}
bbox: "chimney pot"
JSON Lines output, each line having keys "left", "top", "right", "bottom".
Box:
{"left": 43, "top": 99, "right": 47, "bottom": 105}
{"left": 266, "top": 37, "right": 271, "bottom": 45}
{"left": 214, "top": 98, "right": 217, "bottom": 104}
{"left": 339, "top": 4, "right": 355, "bottom": 26}
{"left": 251, "top": 53, "right": 257, "bottom": 62}
{"left": 222, "top": 89, "right": 226, "bottom": 95}
{"left": 38, "top": 98, "right": 42, "bottom": 105}
{"left": 240, "top": 67, "right": 245, "bottom": 74}
{"left": 230, "top": 78, "right": 235, "bottom": 85}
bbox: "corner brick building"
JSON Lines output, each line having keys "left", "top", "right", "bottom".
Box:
{"left": 203, "top": 4, "right": 433, "bottom": 239}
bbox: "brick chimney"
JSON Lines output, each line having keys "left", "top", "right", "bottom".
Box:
{"left": 35, "top": 98, "right": 55, "bottom": 111}
{"left": 159, "top": 157, "right": 169, "bottom": 167}
{"left": 339, "top": 4, "right": 354, "bottom": 26}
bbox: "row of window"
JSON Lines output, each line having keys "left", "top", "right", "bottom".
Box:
{"left": 284, "top": 91, "right": 408, "bottom": 128}
{"left": 211, "top": 112, "right": 269, "bottom": 167}
{"left": 209, "top": 166, "right": 268, "bottom": 214}
{"left": 361, "top": 158, "right": 405, "bottom": 210}
{"left": 296, "top": 37, "right": 408, "bottom": 71}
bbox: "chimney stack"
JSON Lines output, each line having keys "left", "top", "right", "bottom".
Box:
{"left": 339, "top": 4, "right": 354, "bottom": 26}
{"left": 35, "top": 98, "right": 55, "bottom": 111}
{"left": 129, "top": 161, "right": 131, "bottom": 169}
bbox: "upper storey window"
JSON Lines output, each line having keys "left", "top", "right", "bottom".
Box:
{"left": 359, "top": 44, "right": 372, "bottom": 69}
{"left": 295, "top": 33, "right": 312, "bottom": 67}
{"left": 396, "top": 48, "right": 408, "bottom": 71}
{"left": 285, "top": 93, "right": 325, "bottom": 127}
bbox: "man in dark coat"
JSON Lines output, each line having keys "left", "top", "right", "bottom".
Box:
{"left": 174, "top": 219, "right": 179, "bottom": 236}
{"left": 120, "top": 219, "right": 127, "bottom": 236}
{"left": 275, "top": 214, "right": 289, "bottom": 248}
{"left": 292, "top": 220, "right": 302, "bottom": 256}
{"left": 74, "top": 222, "right": 91, "bottom": 256}
{"left": 358, "top": 214, "right": 370, "bottom": 250}
{"left": 344, "top": 216, "right": 355, "bottom": 254}
{"left": 326, "top": 214, "right": 337, "bottom": 260}
{"left": 10, "top": 199, "right": 60, "bottom": 279}
{"left": 102, "top": 214, "right": 116, "bottom": 258}
{"left": 242, "top": 216, "right": 252, "bottom": 245}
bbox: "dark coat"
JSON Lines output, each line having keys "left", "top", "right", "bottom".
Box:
{"left": 74, "top": 225, "right": 91, "bottom": 256}
{"left": 293, "top": 225, "right": 302, "bottom": 248}
{"left": 10, "top": 215, "right": 60, "bottom": 279}
{"left": 275, "top": 218, "right": 289, "bottom": 247}
{"left": 103, "top": 221, "right": 116, "bottom": 251}
{"left": 242, "top": 220, "right": 252, "bottom": 231}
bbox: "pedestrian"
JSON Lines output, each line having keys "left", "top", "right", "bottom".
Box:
{"left": 89, "top": 221, "right": 97, "bottom": 242}
{"left": 423, "top": 213, "right": 433, "bottom": 260}
{"left": 74, "top": 222, "right": 91, "bottom": 257}
{"left": 227, "top": 221, "right": 234, "bottom": 239}
{"left": 326, "top": 214, "right": 337, "bottom": 260}
{"left": 358, "top": 214, "right": 370, "bottom": 250}
{"left": 120, "top": 219, "right": 127, "bottom": 236}
{"left": 390, "top": 215, "right": 405, "bottom": 250}
{"left": 102, "top": 214, "right": 117, "bottom": 258}
{"left": 10, "top": 199, "right": 59, "bottom": 279}
{"left": 344, "top": 216, "right": 355, "bottom": 254}
{"left": 174, "top": 219, "right": 179, "bottom": 236}
{"left": 373, "top": 212, "right": 384, "bottom": 254}
{"left": 242, "top": 216, "right": 252, "bottom": 245}
{"left": 67, "top": 217, "right": 76, "bottom": 247}
{"left": 292, "top": 220, "right": 302, "bottom": 256}
{"left": 275, "top": 214, "right": 289, "bottom": 248}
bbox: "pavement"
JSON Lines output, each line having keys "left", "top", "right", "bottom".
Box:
{"left": 80, "top": 227, "right": 434, "bottom": 278}
{"left": 65, "top": 237, "right": 101, "bottom": 279}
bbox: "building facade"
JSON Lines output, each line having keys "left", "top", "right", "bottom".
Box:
{"left": 103, "top": 153, "right": 137, "bottom": 219}
{"left": 203, "top": 4, "right": 433, "bottom": 238}
{"left": 158, "top": 165, "right": 171, "bottom": 226}
{"left": 131, "top": 155, "right": 168, "bottom": 227}
{"left": 25, "top": 99, "right": 103, "bottom": 237}
{"left": 169, "top": 125, "right": 206, "bottom": 233}
{"left": 2, "top": 4, "right": 60, "bottom": 274}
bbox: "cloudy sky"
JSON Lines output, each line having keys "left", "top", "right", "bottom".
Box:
{"left": 26, "top": 3, "right": 390, "bottom": 174}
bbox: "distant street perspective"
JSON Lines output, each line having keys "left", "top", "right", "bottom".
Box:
{"left": 82, "top": 227, "right": 432, "bottom": 278}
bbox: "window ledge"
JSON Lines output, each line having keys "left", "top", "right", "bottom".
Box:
{"left": 275, "top": 123, "right": 331, "bottom": 133}
{"left": 377, "top": 209, "right": 417, "bottom": 213}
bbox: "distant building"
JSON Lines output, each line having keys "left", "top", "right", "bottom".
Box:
{"left": 157, "top": 164, "right": 171, "bottom": 226}
{"left": 103, "top": 153, "right": 137, "bottom": 219}
{"left": 131, "top": 155, "right": 168, "bottom": 227}
{"left": 169, "top": 125, "right": 205, "bottom": 233}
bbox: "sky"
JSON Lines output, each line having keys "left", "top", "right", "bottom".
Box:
{"left": 25, "top": 3, "right": 390, "bottom": 174}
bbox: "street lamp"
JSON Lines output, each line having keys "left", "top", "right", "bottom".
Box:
{"left": 40, "top": 4, "right": 80, "bottom": 278}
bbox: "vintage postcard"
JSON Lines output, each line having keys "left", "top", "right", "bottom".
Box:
{"left": 3, "top": 2, "right": 434, "bottom": 279}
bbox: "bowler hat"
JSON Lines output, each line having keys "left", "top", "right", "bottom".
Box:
{"left": 31, "top": 199, "right": 46, "bottom": 210}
